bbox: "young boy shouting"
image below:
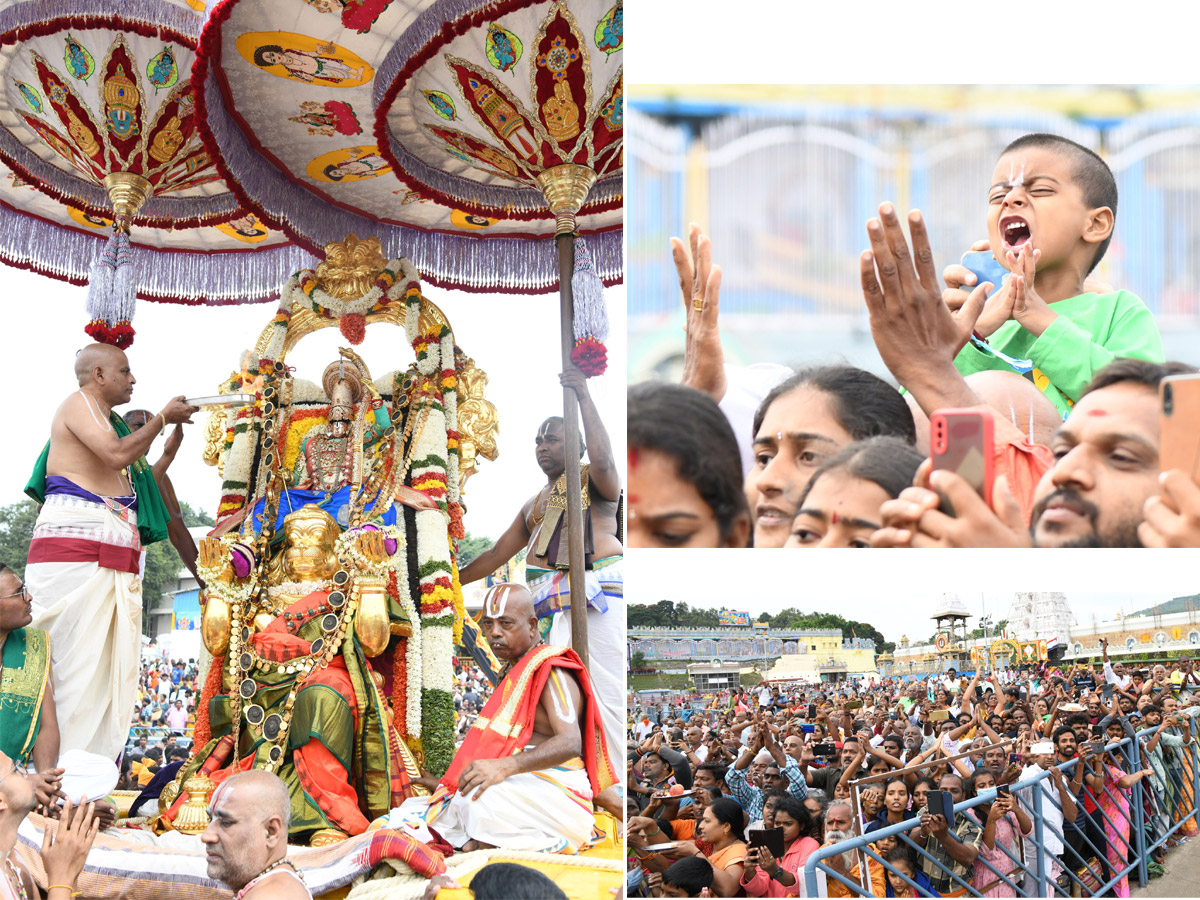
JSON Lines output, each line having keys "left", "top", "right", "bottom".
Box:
{"left": 954, "top": 133, "right": 1163, "bottom": 416}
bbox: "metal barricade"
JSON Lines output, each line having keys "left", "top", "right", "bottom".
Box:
{"left": 802, "top": 717, "right": 1199, "bottom": 897}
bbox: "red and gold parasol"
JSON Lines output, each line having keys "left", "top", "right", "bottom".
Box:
{"left": 0, "top": 0, "right": 313, "bottom": 345}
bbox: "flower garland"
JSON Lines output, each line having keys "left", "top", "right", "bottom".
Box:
{"left": 391, "top": 634, "right": 408, "bottom": 741}
{"left": 196, "top": 542, "right": 257, "bottom": 608}
{"left": 192, "top": 651, "right": 226, "bottom": 751}
{"left": 409, "top": 399, "right": 449, "bottom": 510}
{"left": 279, "top": 259, "right": 419, "bottom": 320}
{"left": 334, "top": 524, "right": 405, "bottom": 578}
{"left": 387, "top": 546, "right": 422, "bottom": 742}
{"left": 439, "top": 329, "right": 464, "bottom": 539}
{"left": 449, "top": 541, "right": 465, "bottom": 646}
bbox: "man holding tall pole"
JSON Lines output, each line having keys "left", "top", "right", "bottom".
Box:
{"left": 457, "top": 365, "right": 623, "bottom": 777}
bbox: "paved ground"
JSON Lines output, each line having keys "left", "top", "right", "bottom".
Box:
{"left": 1132, "top": 835, "right": 1200, "bottom": 897}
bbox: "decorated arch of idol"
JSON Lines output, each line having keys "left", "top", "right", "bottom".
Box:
{"left": 161, "top": 235, "right": 483, "bottom": 844}
{"left": 1, "top": 0, "right": 622, "bottom": 894}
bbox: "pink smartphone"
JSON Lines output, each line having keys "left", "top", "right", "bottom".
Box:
{"left": 930, "top": 408, "right": 994, "bottom": 510}
{"left": 1160, "top": 374, "right": 1200, "bottom": 484}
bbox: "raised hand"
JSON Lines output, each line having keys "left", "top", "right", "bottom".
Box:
{"left": 672, "top": 223, "right": 726, "bottom": 402}
{"left": 1008, "top": 244, "right": 1056, "bottom": 336}
{"left": 861, "top": 205, "right": 989, "bottom": 390}
{"left": 41, "top": 796, "right": 99, "bottom": 891}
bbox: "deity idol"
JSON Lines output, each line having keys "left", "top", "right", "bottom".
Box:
{"left": 164, "top": 505, "right": 409, "bottom": 843}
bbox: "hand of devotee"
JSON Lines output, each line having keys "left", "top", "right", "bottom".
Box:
{"left": 458, "top": 757, "right": 512, "bottom": 800}
{"left": 422, "top": 874, "right": 463, "bottom": 900}
{"left": 1007, "top": 244, "right": 1057, "bottom": 337}
{"left": 871, "top": 463, "right": 1031, "bottom": 548}
{"left": 1140, "top": 471, "right": 1200, "bottom": 548}
{"left": 664, "top": 840, "right": 700, "bottom": 860}
{"left": 91, "top": 800, "right": 117, "bottom": 829}
{"left": 163, "top": 423, "right": 184, "bottom": 457}
{"left": 941, "top": 239, "right": 992, "bottom": 310}
{"left": 31, "top": 768, "right": 66, "bottom": 808}
{"left": 673, "top": 223, "right": 727, "bottom": 403}
{"left": 945, "top": 240, "right": 1114, "bottom": 306}
{"left": 161, "top": 396, "right": 200, "bottom": 426}
{"left": 40, "top": 797, "right": 99, "bottom": 891}
{"left": 559, "top": 365, "right": 590, "bottom": 397}
{"left": 861, "top": 204, "right": 989, "bottom": 391}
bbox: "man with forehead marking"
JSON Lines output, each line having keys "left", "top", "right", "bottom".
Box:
{"left": 416, "top": 583, "right": 617, "bottom": 853}
{"left": 202, "top": 770, "right": 311, "bottom": 899}
{"left": 457, "top": 367, "right": 624, "bottom": 779}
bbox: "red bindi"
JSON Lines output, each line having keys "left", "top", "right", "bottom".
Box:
{"left": 628, "top": 448, "right": 640, "bottom": 468}
{"left": 1085, "top": 410, "right": 1108, "bottom": 417}
{"left": 831, "top": 511, "right": 840, "bottom": 524}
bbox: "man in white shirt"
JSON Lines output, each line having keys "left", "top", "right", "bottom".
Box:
{"left": 1018, "top": 741, "right": 1077, "bottom": 893}
{"left": 1101, "top": 639, "right": 1132, "bottom": 690}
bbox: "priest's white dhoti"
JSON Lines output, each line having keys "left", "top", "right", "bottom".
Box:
{"left": 26, "top": 494, "right": 142, "bottom": 761}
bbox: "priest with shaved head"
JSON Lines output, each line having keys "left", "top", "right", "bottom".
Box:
{"left": 23, "top": 344, "right": 196, "bottom": 760}
{"left": 419, "top": 583, "right": 617, "bottom": 853}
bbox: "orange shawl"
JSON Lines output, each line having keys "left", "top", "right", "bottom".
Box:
{"left": 439, "top": 644, "right": 616, "bottom": 796}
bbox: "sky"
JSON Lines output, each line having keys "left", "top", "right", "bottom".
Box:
{"left": 0, "top": 264, "right": 626, "bottom": 568}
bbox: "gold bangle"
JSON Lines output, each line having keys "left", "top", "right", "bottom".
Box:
{"left": 158, "top": 412, "right": 167, "bottom": 430}
{"left": 46, "top": 887, "right": 74, "bottom": 893}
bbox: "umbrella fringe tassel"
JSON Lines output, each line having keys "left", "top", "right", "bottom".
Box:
{"left": 570, "top": 237, "right": 609, "bottom": 377}
{"left": 85, "top": 230, "right": 136, "bottom": 348}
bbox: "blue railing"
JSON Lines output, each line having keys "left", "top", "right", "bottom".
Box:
{"left": 803, "top": 719, "right": 1199, "bottom": 897}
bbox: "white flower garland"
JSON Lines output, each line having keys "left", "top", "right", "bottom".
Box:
{"left": 440, "top": 330, "right": 461, "bottom": 506}
{"left": 420, "top": 624, "right": 456, "bottom": 694}
{"left": 409, "top": 402, "right": 448, "bottom": 510}
{"left": 196, "top": 539, "right": 256, "bottom": 607}
{"left": 280, "top": 259, "right": 420, "bottom": 319}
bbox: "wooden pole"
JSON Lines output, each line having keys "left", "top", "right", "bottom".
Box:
{"left": 557, "top": 231, "right": 589, "bottom": 667}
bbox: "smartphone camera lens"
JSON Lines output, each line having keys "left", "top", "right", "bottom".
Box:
{"left": 1164, "top": 382, "right": 1174, "bottom": 416}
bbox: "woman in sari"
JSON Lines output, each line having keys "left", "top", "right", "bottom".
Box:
{"left": 1096, "top": 743, "right": 1154, "bottom": 898}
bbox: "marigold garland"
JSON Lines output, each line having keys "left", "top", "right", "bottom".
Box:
{"left": 391, "top": 636, "right": 408, "bottom": 741}
{"left": 450, "top": 547, "right": 465, "bottom": 645}
{"left": 192, "top": 652, "right": 225, "bottom": 750}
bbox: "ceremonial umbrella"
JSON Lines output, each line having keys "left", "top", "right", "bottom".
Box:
{"left": 0, "top": 0, "right": 315, "bottom": 345}
{"left": 194, "top": 0, "right": 623, "bottom": 662}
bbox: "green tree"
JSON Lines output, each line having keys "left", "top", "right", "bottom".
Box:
{"left": 178, "top": 501, "right": 215, "bottom": 528}
{"left": 458, "top": 531, "right": 495, "bottom": 563}
{"left": 0, "top": 499, "right": 38, "bottom": 578}
{"left": 142, "top": 537, "right": 182, "bottom": 635}
{"left": 630, "top": 651, "right": 647, "bottom": 671}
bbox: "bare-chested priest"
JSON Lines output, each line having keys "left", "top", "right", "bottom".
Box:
{"left": 421, "top": 583, "right": 615, "bottom": 853}
{"left": 457, "top": 366, "right": 623, "bottom": 777}
{"left": 24, "top": 344, "right": 196, "bottom": 760}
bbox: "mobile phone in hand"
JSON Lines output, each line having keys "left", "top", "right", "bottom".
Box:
{"left": 1160, "top": 373, "right": 1200, "bottom": 484}
{"left": 997, "top": 784, "right": 1012, "bottom": 799}
{"left": 960, "top": 250, "right": 1007, "bottom": 300}
{"left": 931, "top": 408, "right": 995, "bottom": 510}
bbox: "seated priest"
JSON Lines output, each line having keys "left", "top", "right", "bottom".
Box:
{"left": 420, "top": 583, "right": 616, "bottom": 853}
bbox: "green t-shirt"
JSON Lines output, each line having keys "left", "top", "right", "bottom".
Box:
{"left": 954, "top": 289, "right": 1164, "bottom": 417}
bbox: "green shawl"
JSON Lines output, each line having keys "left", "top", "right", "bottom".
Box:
{"left": 0, "top": 627, "right": 50, "bottom": 765}
{"left": 25, "top": 412, "right": 171, "bottom": 545}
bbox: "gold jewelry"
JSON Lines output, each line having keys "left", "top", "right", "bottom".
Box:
{"left": 157, "top": 412, "right": 167, "bottom": 430}
{"left": 692, "top": 295, "right": 704, "bottom": 311}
